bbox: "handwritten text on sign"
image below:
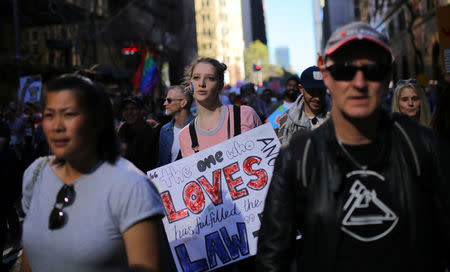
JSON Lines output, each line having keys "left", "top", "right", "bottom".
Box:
{"left": 148, "top": 123, "right": 280, "bottom": 271}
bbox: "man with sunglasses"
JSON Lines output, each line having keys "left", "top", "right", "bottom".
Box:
{"left": 157, "top": 85, "right": 194, "bottom": 167}
{"left": 257, "top": 22, "right": 450, "bottom": 272}
{"left": 278, "top": 66, "right": 330, "bottom": 145}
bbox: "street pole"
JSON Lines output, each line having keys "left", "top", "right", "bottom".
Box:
{"left": 13, "top": 0, "right": 20, "bottom": 65}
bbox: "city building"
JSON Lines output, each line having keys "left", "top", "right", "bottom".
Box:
{"left": 321, "top": 0, "right": 361, "bottom": 51}
{"left": 0, "top": 0, "right": 197, "bottom": 102}
{"left": 359, "top": 0, "right": 450, "bottom": 83}
{"left": 242, "top": 0, "right": 267, "bottom": 47}
{"left": 194, "top": 0, "right": 246, "bottom": 84}
{"left": 313, "top": 0, "right": 325, "bottom": 58}
{"left": 275, "top": 47, "right": 291, "bottom": 70}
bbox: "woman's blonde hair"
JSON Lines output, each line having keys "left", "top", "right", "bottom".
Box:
{"left": 392, "top": 82, "right": 430, "bottom": 126}
{"left": 183, "top": 57, "right": 227, "bottom": 93}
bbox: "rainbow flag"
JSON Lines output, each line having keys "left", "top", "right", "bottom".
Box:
{"left": 131, "top": 47, "right": 160, "bottom": 94}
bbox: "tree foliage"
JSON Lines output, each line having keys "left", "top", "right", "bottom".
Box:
{"left": 243, "top": 40, "right": 283, "bottom": 83}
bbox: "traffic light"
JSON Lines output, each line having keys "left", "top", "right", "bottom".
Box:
{"left": 253, "top": 64, "right": 261, "bottom": 71}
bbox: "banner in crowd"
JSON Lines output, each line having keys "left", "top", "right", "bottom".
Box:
{"left": 265, "top": 104, "right": 287, "bottom": 129}
{"left": 18, "top": 75, "right": 42, "bottom": 105}
{"left": 148, "top": 123, "right": 280, "bottom": 271}
{"left": 131, "top": 47, "right": 160, "bottom": 95}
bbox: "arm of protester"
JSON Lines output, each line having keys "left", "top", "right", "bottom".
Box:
{"left": 20, "top": 250, "right": 32, "bottom": 272}
{"left": 124, "top": 219, "right": 161, "bottom": 272}
{"left": 432, "top": 134, "right": 450, "bottom": 268}
{"left": 256, "top": 145, "right": 298, "bottom": 271}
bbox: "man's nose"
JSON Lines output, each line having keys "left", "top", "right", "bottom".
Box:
{"left": 352, "top": 70, "right": 367, "bottom": 90}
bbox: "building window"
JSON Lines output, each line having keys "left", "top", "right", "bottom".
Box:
{"left": 388, "top": 21, "right": 395, "bottom": 36}
{"left": 402, "top": 55, "right": 409, "bottom": 79}
{"left": 398, "top": 10, "right": 405, "bottom": 31}
{"left": 49, "top": 51, "right": 54, "bottom": 65}
{"left": 354, "top": 0, "right": 360, "bottom": 19}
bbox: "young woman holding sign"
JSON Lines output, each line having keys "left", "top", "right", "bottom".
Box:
{"left": 178, "top": 58, "right": 261, "bottom": 271}
{"left": 20, "top": 74, "right": 164, "bottom": 272}
{"left": 178, "top": 57, "right": 262, "bottom": 158}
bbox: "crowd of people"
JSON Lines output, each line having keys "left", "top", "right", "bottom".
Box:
{"left": 0, "top": 21, "right": 449, "bottom": 271}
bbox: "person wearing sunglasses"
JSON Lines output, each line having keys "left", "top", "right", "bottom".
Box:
{"left": 277, "top": 66, "right": 331, "bottom": 146}
{"left": 257, "top": 22, "right": 450, "bottom": 272}
{"left": 21, "top": 75, "right": 164, "bottom": 272}
{"left": 157, "top": 85, "right": 194, "bottom": 167}
{"left": 392, "top": 82, "right": 431, "bottom": 127}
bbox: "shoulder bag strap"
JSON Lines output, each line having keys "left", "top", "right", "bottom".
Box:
{"left": 233, "top": 105, "right": 241, "bottom": 136}
{"left": 189, "top": 119, "right": 199, "bottom": 153}
{"left": 32, "top": 156, "right": 49, "bottom": 188}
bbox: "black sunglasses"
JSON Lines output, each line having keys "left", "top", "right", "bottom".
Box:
{"left": 49, "top": 184, "right": 76, "bottom": 230}
{"left": 325, "top": 64, "right": 391, "bottom": 81}
{"left": 164, "top": 98, "right": 183, "bottom": 104}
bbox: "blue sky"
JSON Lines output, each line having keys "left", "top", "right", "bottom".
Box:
{"left": 264, "top": 0, "right": 317, "bottom": 76}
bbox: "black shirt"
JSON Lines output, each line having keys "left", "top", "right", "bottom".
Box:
{"left": 335, "top": 142, "right": 402, "bottom": 271}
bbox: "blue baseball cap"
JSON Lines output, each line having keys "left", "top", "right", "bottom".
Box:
{"left": 299, "top": 66, "right": 326, "bottom": 89}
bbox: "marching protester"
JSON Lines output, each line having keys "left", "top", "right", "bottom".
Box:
{"left": 392, "top": 81, "right": 431, "bottom": 127}
{"left": 257, "top": 21, "right": 450, "bottom": 272}
{"left": 240, "top": 83, "right": 267, "bottom": 121}
{"left": 117, "top": 95, "right": 159, "bottom": 172}
{"left": 430, "top": 81, "right": 450, "bottom": 140}
{"left": 178, "top": 57, "right": 262, "bottom": 158}
{"left": 157, "top": 85, "right": 194, "bottom": 167}
{"left": 21, "top": 74, "right": 164, "bottom": 271}
{"left": 178, "top": 57, "right": 261, "bottom": 271}
{"left": 270, "top": 75, "right": 301, "bottom": 114}
{"left": 278, "top": 66, "right": 331, "bottom": 145}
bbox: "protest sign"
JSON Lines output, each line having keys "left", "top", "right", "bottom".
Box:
{"left": 18, "top": 75, "right": 42, "bottom": 105}
{"left": 265, "top": 104, "right": 287, "bottom": 129}
{"left": 148, "top": 123, "right": 280, "bottom": 271}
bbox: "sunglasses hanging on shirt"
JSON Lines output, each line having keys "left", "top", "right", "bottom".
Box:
{"left": 49, "top": 184, "right": 76, "bottom": 230}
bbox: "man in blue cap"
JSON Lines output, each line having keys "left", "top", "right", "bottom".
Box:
{"left": 278, "top": 66, "right": 330, "bottom": 145}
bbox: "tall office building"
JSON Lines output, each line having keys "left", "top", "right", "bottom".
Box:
{"left": 322, "top": 0, "right": 360, "bottom": 50}
{"left": 242, "top": 0, "right": 267, "bottom": 46}
{"left": 194, "top": 0, "right": 245, "bottom": 84}
{"left": 275, "top": 47, "right": 290, "bottom": 70}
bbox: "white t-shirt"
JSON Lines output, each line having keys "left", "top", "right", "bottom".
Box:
{"left": 171, "top": 125, "right": 182, "bottom": 162}
{"left": 283, "top": 100, "right": 295, "bottom": 111}
{"left": 21, "top": 157, "right": 164, "bottom": 272}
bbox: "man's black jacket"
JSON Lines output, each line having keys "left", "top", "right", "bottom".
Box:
{"left": 256, "top": 112, "right": 450, "bottom": 271}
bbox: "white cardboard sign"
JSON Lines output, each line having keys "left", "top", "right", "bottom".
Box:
{"left": 148, "top": 123, "right": 280, "bottom": 271}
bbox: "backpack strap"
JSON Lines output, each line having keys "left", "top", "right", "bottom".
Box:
{"left": 233, "top": 105, "right": 241, "bottom": 136}
{"left": 189, "top": 119, "right": 200, "bottom": 153}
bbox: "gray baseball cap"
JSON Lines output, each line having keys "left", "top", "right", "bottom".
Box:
{"left": 324, "top": 21, "right": 393, "bottom": 61}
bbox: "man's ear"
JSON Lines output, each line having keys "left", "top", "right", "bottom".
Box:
{"left": 299, "top": 84, "right": 306, "bottom": 95}
{"left": 180, "top": 99, "right": 188, "bottom": 109}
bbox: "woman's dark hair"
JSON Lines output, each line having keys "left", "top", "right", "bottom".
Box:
{"left": 183, "top": 57, "right": 227, "bottom": 92}
{"left": 45, "top": 74, "right": 120, "bottom": 163}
